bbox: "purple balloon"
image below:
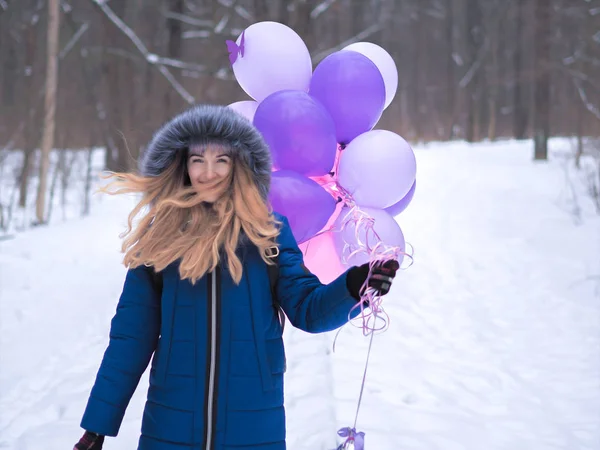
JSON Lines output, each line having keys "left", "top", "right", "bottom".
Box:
{"left": 269, "top": 170, "right": 336, "bottom": 244}
{"left": 309, "top": 50, "right": 386, "bottom": 145}
{"left": 385, "top": 181, "right": 416, "bottom": 216}
{"left": 254, "top": 90, "right": 337, "bottom": 176}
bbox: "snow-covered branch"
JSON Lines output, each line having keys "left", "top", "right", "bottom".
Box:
{"left": 163, "top": 10, "right": 212, "bottom": 27}
{"left": 59, "top": 21, "right": 88, "bottom": 59}
{"left": 217, "top": 0, "right": 254, "bottom": 22}
{"left": 90, "top": 0, "right": 196, "bottom": 105}
{"left": 311, "top": 0, "right": 337, "bottom": 19}
{"left": 459, "top": 38, "right": 490, "bottom": 88}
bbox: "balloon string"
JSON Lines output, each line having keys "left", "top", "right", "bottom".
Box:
{"left": 317, "top": 145, "right": 414, "bottom": 450}
{"left": 353, "top": 314, "right": 376, "bottom": 429}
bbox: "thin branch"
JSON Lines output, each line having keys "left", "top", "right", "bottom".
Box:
{"left": 163, "top": 10, "right": 212, "bottom": 27}
{"left": 182, "top": 30, "right": 211, "bottom": 39}
{"left": 158, "top": 65, "right": 197, "bottom": 103}
{"left": 90, "top": 0, "right": 195, "bottom": 104}
{"left": 83, "top": 46, "right": 142, "bottom": 63}
{"left": 573, "top": 78, "right": 600, "bottom": 120}
{"left": 311, "top": 23, "right": 384, "bottom": 63}
{"left": 59, "top": 21, "right": 89, "bottom": 59}
{"left": 233, "top": 5, "right": 253, "bottom": 21}
{"left": 151, "top": 55, "right": 206, "bottom": 72}
{"left": 459, "top": 37, "right": 490, "bottom": 88}
{"left": 216, "top": 0, "right": 253, "bottom": 22}
{"left": 311, "top": 0, "right": 337, "bottom": 19}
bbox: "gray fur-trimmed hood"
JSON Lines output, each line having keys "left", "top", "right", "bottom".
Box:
{"left": 138, "top": 104, "right": 272, "bottom": 199}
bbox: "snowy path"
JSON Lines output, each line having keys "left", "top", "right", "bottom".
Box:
{"left": 1, "top": 140, "right": 599, "bottom": 449}
{"left": 330, "top": 141, "right": 600, "bottom": 449}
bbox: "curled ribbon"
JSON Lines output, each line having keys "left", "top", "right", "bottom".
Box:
{"left": 336, "top": 427, "right": 365, "bottom": 450}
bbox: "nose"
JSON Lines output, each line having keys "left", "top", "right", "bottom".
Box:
{"left": 201, "top": 162, "right": 218, "bottom": 182}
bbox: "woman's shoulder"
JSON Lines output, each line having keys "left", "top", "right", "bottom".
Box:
{"left": 272, "top": 212, "right": 289, "bottom": 228}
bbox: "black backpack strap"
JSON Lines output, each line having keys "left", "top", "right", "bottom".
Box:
{"left": 266, "top": 245, "right": 285, "bottom": 330}
{"left": 267, "top": 254, "right": 279, "bottom": 299}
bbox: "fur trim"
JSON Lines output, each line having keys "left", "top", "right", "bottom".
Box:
{"left": 138, "top": 104, "right": 271, "bottom": 199}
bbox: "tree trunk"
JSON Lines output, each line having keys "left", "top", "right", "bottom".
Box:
{"left": 165, "top": 0, "right": 184, "bottom": 118}
{"left": 35, "top": 0, "right": 60, "bottom": 224}
{"left": 18, "top": 17, "right": 39, "bottom": 208}
{"left": 446, "top": 0, "right": 456, "bottom": 139}
{"left": 533, "top": 0, "right": 550, "bottom": 160}
{"left": 513, "top": 0, "right": 528, "bottom": 139}
{"left": 488, "top": 12, "right": 500, "bottom": 141}
{"left": 464, "top": 0, "right": 482, "bottom": 143}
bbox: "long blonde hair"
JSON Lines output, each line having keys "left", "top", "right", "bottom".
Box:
{"left": 100, "top": 146, "right": 280, "bottom": 284}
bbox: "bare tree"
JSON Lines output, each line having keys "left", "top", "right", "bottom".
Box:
{"left": 532, "top": 0, "right": 551, "bottom": 160}
{"left": 513, "top": 0, "right": 529, "bottom": 140}
{"left": 35, "top": 0, "right": 60, "bottom": 224}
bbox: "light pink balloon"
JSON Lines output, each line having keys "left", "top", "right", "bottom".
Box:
{"left": 299, "top": 231, "right": 346, "bottom": 284}
{"left": 343, "top": 42, "right": 398, "bottom": 109}
{"left": 227, "top": 100, "right": 259, "bottom": 122}
{"left": 231, "top": 22, "right": 312, "bottom": 102}
{"left": 337, "top": 130, "right": 416, "bottom": 209}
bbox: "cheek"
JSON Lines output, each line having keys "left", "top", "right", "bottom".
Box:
{"left": 187, "top": 164, "right": 199, "bottom": 182}
{"left": 218, "top": 165, "right": 232, "bottom": 177}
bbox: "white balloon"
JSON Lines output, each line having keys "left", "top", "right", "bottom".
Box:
{"left": 227, "top": 100, "right": 259, "bottom": 122}
{"left": 343, "top": 42, "right": 398, "bottom": 109}
{"left": 231, "top": 22, "right": 313, "bottom": 102}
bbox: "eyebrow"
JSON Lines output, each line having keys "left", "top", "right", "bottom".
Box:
{"left": 188, "top": 152, "right": 230, "bottom": 159}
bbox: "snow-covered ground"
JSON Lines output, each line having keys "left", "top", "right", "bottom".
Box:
{"left": 1, "top": 139, "right": 599, "bottom": 450}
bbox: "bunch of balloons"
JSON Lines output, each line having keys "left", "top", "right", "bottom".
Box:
{"left": 226, "top": 21, "right": 416, "bottom": 283}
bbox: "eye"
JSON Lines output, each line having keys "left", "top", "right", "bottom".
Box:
{"left": 217, "top": 157, "right": 230, "bottom": 164}
{"left": 190, "top": 157, "right": 204, "bottom": 164}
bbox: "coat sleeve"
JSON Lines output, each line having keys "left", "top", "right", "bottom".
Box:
{"left": 275, "top": 216, "right": 362, "bottom": 333}
{"left": 80, "top": 265, "right": 161, "bottom": 436}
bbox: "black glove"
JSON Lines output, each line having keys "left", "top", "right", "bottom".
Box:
{"left": 73, "top": 431, "right": 104, "bottom": 450}
{"left": 346, "top": 259, "right": 400, "bottom": 300}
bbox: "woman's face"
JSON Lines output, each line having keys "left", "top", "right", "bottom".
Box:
{"left": 187, "top": 145, "right": 232, "bottom": 202}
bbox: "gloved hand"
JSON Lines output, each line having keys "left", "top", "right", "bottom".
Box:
{"left": 346, "top": 259, "right": 400, "bottom": 300}
{"left": 73, "top": 431, "right": 104, "bottom": 450}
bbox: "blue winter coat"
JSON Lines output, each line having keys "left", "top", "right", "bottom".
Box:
{"left": 80, "top": 215, "right": 360, "bottom": 449}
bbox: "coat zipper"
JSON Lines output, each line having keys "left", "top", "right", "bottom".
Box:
{"left": 204, "top": 269, "right": 219, "bottom": 450}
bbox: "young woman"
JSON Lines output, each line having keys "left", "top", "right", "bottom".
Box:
{"left": 73, "top": 105, "right": 399, "bottom": 450}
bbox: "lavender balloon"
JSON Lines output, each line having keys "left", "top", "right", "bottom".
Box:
{"left": 310, "top": 50, "right": 386, "bottom": 145}
{"left": 228, "top": 22, "right": 312, "bottom": 102}
{"left": 333, "top": 206, "right": 405, "bottom": 267}
{"left": 337, "top": 130, "right": 417, "bottom": 209}
{"left": 269, "top": 171, "right": 336, "bottom": 244}
{"left": 254, "top": 90, "right": 337, "bottom": 176}
{"left": 385, "top": 181, "right": 416, "bottom": 216}
{"left": 227, "top": 100, "right": 259, "bottom": 122}
{"left": 343, "top": 42, "right": 398, "bottom": 109}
